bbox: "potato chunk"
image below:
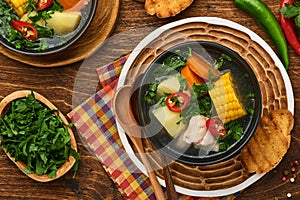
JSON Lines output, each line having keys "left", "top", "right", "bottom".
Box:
{"left": 152, "top": 106, "right": 187, "bottom": 137}
{"left": 156, "top": 75, "right": 181, "bottom": 96}
{"left": 46, "top": 11, "right": 81, "bottom": 35}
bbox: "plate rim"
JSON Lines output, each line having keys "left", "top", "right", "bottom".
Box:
{"left": 116, "top": 16, "right": 294, "bottom": 197}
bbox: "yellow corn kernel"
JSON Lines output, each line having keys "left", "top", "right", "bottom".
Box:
{"left": 209, "top": 72, "right": 246, "bottom": 124}
{"left": 14, "top": 6, "right": 26, "bottom": 16}
{"left": 10, "top": 0, "right": 28, "bottom": 16}
{"left": 11, "top": 0, "right": 27, "bottom": 8}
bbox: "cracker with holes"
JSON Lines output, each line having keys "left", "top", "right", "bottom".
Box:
{"left": 145, "top": 0, "right": 193, "bottom": 18}
{"left": 240, "top": 109, "right": 294, "bottom": 174}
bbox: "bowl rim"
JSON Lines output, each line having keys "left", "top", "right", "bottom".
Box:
{"left": 137, "top": 41, "right": 263, "bottom": 166}
{"left": 0, "top": 0, "right": 98, "bottom": 56}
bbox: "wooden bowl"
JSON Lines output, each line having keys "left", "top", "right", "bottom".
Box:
{"left": 0, "top": 90, "right": 77, "bottom": 182}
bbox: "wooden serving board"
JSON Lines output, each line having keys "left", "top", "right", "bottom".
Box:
{"left": 0, "top": 0, "right": 120, "bottom": 67}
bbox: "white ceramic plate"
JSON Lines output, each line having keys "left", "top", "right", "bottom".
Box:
{"left": 116, "top": 17, "right": 294, "bottom": 197}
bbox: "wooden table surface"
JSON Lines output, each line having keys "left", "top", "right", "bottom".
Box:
{"left": 1, "top": 0, "right": 300, "bottom": 199}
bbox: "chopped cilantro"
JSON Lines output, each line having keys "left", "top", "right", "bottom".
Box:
{"left": 280, "top": 1, "right": 300, "bottom": 27}
{"left": 0, "top": 92, "right": 79, "bottom": 178}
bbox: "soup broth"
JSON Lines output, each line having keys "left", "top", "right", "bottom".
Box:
{"left": 0, "top": 0, "right": 94, "bottom": 54}
{"left": 138, "top": 41, "right": 260, "bottom": 162}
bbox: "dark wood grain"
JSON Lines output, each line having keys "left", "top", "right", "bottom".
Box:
{"left": 0, "top": 0, "right": 300, "bottom": 199}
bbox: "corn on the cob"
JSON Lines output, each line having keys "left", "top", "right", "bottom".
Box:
{"left": 209, "top": 71, "right": 246, "bottom": 124}
{"left": 10, "top": 0, "right": 28, "bottom": 17}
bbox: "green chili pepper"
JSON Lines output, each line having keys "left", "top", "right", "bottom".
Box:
{"left": 234, "top": 0, "right": 289, "bottom": 69}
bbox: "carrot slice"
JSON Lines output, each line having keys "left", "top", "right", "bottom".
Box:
{"left": 186, "top": 52, "right": 220, "bottom": 80}
{"left": 181, "top": 65, "right": 205, "bottom": 87}
{"left": 59, "top": 0, "right": 80, "bottom": 10}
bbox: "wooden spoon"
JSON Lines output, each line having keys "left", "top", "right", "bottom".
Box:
{"left": 0, "top": 90, "right": 77, "bottom": 182}
{"left": 113, "top": 85, "right": 167, "bottom": 200}
{"left": 129, "top": 76, "right": 178, "bottom": 200}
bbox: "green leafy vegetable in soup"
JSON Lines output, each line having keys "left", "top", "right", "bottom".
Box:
{"left": 0, "top": 92, "right": 79, "bottom": 178}
{"left": 144, "top": 47, "right": 257, "bottom": 154}
{"left": 0, "top": 0, "right": 83, "bottom": 51}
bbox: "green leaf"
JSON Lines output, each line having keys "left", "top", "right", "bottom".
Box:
{"left": 70, "top": 148, "right": 80, "bottom": 179}
{"left": 280, "top": 4, "right": 300, "bottom": 18}
{"left": 295, "top": 14, "right": 300, "bottom": 27}
{"left": 0, "top": 92, "right": 79, "bottom": 178}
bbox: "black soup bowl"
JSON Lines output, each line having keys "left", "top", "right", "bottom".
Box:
{"left": 137, "top": 41, "right": 262, "bottom": 166}
{"left": 0, "top": 0, "right": 97, "bottom": 55}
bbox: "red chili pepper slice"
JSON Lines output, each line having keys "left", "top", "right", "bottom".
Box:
{"left": 280, "top": 0, "right": 300, "bottom": 55}
{"left": 206, "top": 118, "right": 227, "bottom": 137}
{"left": 166, "top": 92, "right": 190, "bottom": 112}
{"left": 10, "top": 20, "right": 38, "bottom": 41}
{"left": 38, "top": 0, "right": 53, "bottom": 11}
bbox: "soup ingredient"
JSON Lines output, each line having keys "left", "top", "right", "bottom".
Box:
{"left": 180, "top": 86, "right": 212, "bottom": 123}
{"left": 181, "top": 64, "right": 205, "bottom": 87}
{"left": 64, "top": 0, "right": 88, "bottom": 11}
{"left": 213, "top": 53, "right": 232, "bottom": 69}
{"left": 144, "top": 83, "right": 158, "bottom": 105}
{"left": 166, "top": 92, "right": 190, "bottom": 112}
{"left": 45, "top": 11, "right": 81, "bottom": 35}
{"left": 0, "top": 92, "right": 79, "bottom": 178}
{"left": 152, "top": 106, "right": 187, "bottom": 137}
{"left": 218, "top": 119, "right": 243, "bottom": 151}
{"left": 182, "top": 115, "right": 207, "bottom": 144}
{"left": 20, "top": 11, "right": 45, "bottom": 26}
{"left": 182, "top": 115, "right": 219, "bottom": 151}
{"left": 240, "top": 109, "right": 294, "bottom": 174}
{"left": 38, "top": 0, "right": 53, "bottom": 10}
{"left": 206, "top": 118, "right": 226, "bottom": 137}
{"left": 208, "top": 72, "right": 246, "bottom": 124}
{"left": 10, "top": 20, "right": 38, "bottom": 40}
{"left": 59, "top": 0, "right": 80, "bottom": 10}
{"left": 156, "top": 75, "right": 181, "bottom": 96}
{"left": 234, "top": 0, "right": 289, "bottom": 69}
{"left": 186, "top": 52, "right": 220, "bottom": 80}
{"left": 6, "top": 0, "right": 28, "bottom": 16}
{"left": 280, "top": 0, "right": 300, "bottom": 55}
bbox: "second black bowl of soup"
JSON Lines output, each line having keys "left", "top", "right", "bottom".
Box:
{"left": 137, "top": 41, "right": 262, "bottom": 166}
{"left": 0, "top": 0, "right": 97, "bottom": 55}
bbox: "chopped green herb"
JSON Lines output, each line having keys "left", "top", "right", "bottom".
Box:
{"left": 219, "top": 119, "right": 244, "bottom": 152}
{"left": 246, "top": 92, "right": 255, "bottom": 115}
{"left": 280, "top": 2, "right": 300, "bottom": 27}
{"left": 213, "top": 53, "right": 232, "bottom": 69}
{"left": 246, "top": 93, "right": 255, "bottom": 98}
{"left": 0, "top": 92, "right": 79, "bottom": 178}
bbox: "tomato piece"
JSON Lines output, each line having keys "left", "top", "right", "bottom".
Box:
{"left": 206, "top": 118, "right": 227, "bottom": 137}
{"left": 38, "top": 0, "right": 53, "bottom": 11}
{"left": 166, "top": 92, "right": 190, "bottom": 112}
{"left": 10, "top": 20, "right": 38, "bottom": 41}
